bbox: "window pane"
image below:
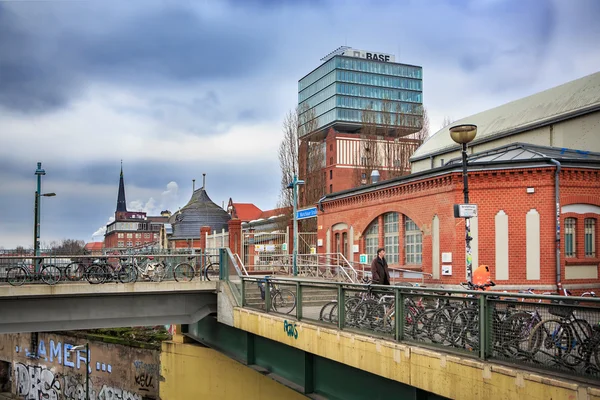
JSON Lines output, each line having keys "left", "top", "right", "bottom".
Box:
{"left": 565, "top": 218, "right": 576, "bottom": 257}
{"left": 404, "top": 216, "right": 422, "bottom": 265}
{"left": 585, "top": 218, "right": 596, "bottom": 258}
{"left": 365, "top": 220, "right": 379, "bottom": 261}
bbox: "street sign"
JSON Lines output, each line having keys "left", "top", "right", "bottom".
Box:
{"left": 297, "top": 206, "right": 318, "bottom": 220}
{"left": 359, "top": 254, "right": 368, "bottom": 264}
{"left": 453, "top": 204, "right": 478, "bottom": 218}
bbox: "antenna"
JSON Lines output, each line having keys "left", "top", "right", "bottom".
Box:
{"left": 202, "top": 173, "right": 206, "bottom": 189}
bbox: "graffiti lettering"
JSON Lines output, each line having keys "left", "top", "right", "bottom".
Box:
{"left": 15, "top": 363, "right": 61, "bottom": 400}
{"left": 14, "top": 363, "right": 142, "bottom": 400}
{"left": 17, "top": 340, "right": 102, "bottom": 374}
{"left": 98, "top": 385, "right": 141, "bottom": 400}
{"left": 132, "top": 360, "right": 158, "bottom": 375}
{"left": 134, "top": 372, "right": 154, "bottom": 390}
{"left": 283, "top": 320, "right": 298, "bottom": 339}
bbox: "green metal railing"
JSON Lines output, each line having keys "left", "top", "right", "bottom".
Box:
{"left": 237, "top": 275, "right": 600, "bottom": 381}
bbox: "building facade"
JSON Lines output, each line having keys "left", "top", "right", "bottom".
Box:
{"left": 317, "top": 143, "right": 600, "bottom": 292}
{"left": 316, "top": 71, "right": 600, "bottom": 291}
{"left": 103, "top": 168, "right": 168, "bottom": 250}
{"left": 297, "top": 47, "right": 425, "bottom": 202}
{"left": 298, "top": 46, "right": 423, "bottom": 137}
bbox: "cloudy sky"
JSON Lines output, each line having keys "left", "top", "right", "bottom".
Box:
{"left": 1, "top": 0, "right": 599, "bottom": 248}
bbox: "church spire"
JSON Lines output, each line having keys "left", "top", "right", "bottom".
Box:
{"left": 116, "top": 162, "right": 127, "bottom": 213}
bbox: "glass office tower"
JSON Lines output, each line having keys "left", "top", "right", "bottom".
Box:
{"left": 298, "top": 47, "right": 423, "bottom": 138}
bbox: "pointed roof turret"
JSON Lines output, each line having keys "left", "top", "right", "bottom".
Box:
{"left": 116, "top": 162, "right": 127, "bottom": 212}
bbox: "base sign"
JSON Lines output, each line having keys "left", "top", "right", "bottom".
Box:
{"left": 454, "top": 204, "right": 478, "bottom": 218}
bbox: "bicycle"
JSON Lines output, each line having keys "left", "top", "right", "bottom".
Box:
{"left": 257, "top": 280, "right": 296, "bottom": 314}
{"left": 7, "top": 259, "right": 62, "bottom": 286}
{"left": 202, "top": 254, "right": 220, "bottom": 281}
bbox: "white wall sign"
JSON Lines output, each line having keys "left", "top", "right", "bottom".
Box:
{"left": 442, "top": 265, "right": 452, "bottom": 276}
{"left": 442, "top": 252, "right": 452, "bottom": 263}
{"left": 317, "top": 239, "right": 323, "bottom": 247}
{"left": 352, "top": 244, "right": 359, "bottom": 253}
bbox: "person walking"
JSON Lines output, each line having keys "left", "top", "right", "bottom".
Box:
{"left": 370, "top": 248, "right": 390, "bottom": 285}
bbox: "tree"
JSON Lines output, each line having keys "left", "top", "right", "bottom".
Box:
{"left": 441, "top": 116, "right": 454, "bottom": 130}
{"left": 42, "top": 239, "right": 86, "bottom": 255}
{"left": 277, "top": 104, "right": 323, "bottom": 232}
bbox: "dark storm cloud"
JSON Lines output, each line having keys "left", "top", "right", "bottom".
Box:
{"left": 0, "top": 2, "right": 277, "bottom": 114}
{"left": 0, "top": 4, "right": 78, "bottom": 113}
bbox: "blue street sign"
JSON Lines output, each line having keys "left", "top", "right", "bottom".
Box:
{"left": 297, "top": 206, "right": 318, "bottom": 220}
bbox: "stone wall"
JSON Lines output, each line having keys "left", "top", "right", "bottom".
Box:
{"left": 0, "top": 332, "right": 159, "bottom": 400}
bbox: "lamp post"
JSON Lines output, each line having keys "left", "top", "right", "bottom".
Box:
{"left": 449, "top": 124, "right": 477, "bottom": 283}
{"left": 33, "top": 162, "right": 56, "bottom": 273}
{"left": 69, "top": 343, "right": 90, "bottom": 400}
{"left": 287, "top": 175, "right": 305, "bottom": 276}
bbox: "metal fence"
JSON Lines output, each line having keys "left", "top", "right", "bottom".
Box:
{"left": 0, "top": 250, "right": 220, "bottom": 285}
{"left": 237, "top": 276, "right": 600, "bottom": 381}
{"left": 206, "top": 229, "right": 229, "bottom": 253}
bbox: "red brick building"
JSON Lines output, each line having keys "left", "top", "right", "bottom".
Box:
{"left": 316, "top": 72, "right": 600, "bottom": 291}
{"left": 317, "top": 143, "right": 600, "bottom": 292}
{"left": 104, "top": 167, "right": 169, "bottom": 250}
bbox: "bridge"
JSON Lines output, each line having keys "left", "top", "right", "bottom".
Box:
{"left": 2, "top": 250, "right": 600, "bottom": 399}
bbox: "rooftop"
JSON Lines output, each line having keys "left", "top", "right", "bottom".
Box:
{"left": 411, "top": 71, "right": 600, "bottom": 161}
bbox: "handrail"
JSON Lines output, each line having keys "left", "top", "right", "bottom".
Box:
{"left": 338, "top": 253, "right": 359, "bottom": 283}
{"left": 233, "top": 253, "right": 249, "bottom": 276}
{"left": 239, "top": 275, "right": 600, "bottom": 302}
{"left": 238, "top": 274, "right": 600, "bottom": 381}
{"left": 224, "top": 248, "right": 244, "bottom": 277}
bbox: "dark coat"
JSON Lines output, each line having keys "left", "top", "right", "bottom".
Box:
{"left": 370, "top": 256, "right": 390, "bottom": 285}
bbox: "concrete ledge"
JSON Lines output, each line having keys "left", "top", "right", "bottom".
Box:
{"left": 0, "top": 280, "right": 217, "bottom": 298}
{"left": 233, "top": 308, "right": 600, "bottom": 400}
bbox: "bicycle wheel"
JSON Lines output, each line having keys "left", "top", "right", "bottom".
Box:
{"left": 319, "top": 301, "right": 337, "bottom": 322}
{"left": 562, "top": 319, "right": 592, "bottom": 367}
{"left": 528, "top": 319, "right": 573, "bottom": 367}
{"left": 272, "top": 289, "right": 296, "bottom": 314}
{"left": 118, "top": 264, "right": 137, "bottom": 284}
{"left": 174, "top": 263, "right": 195, "bottom": 282}
{"left": 498, "top": 312, "right": 541, "bottom": 359}
{"left": 65, "top": 262, "right": 85, "bottom": 281}
{"left": 448, "top": 309, "right": 479, "bottom": 351}
{"left": 204, "top": 263, "right": 220, "bottom": 281}
{"left": 151, "top": 263, "right": 166, "bottom": 282}
{"left": 86, "top": 265, "right": 106, "bottom": 284}
{"left": 41, "top": 264, "right": 61, "bottom": 285}
{"left": 7, "top": 266, "right": 27, "bottom": 286}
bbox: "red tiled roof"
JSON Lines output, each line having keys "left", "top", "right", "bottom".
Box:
{"left": 232, "top": 203, "right": 263, "bottom": 221}
{"left": 260, "top": 207, "right": 290, "bottom": 219}
{"left": 84, "top": 242, "right": 104, "bottom": 251}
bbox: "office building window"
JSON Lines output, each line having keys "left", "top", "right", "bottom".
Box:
{"left": 565, "top": 218, "right": 576, "bottom": 257}
{"left": 127, "top": 233, "right": 132, "bottom": 239}
{"left": 117, "top": 233, "right": 124, "bottom": 239}
{"left": 117, "top": 241, "right": 124, "bottom": 248}
{"left": 329, "top": 184, "right": 333, "bottom": 193}
{"left": 126, "top": 241, "right": 133, "bottom": 247}
{"left": 330, "top": 170, "right": 333, "bottom": 180}
{"left": 585, "top": 218, "right": 596, "bottom": 257}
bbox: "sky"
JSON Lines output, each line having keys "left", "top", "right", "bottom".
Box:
{"left": 0, "top": 0, "right": 599, "bottom": 248}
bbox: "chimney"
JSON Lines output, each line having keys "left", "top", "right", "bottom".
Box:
{"left": 203, "top": 173, "right": 206, "bottom": 189}
{"left": 370, "top": 170, "right": 380, "bottom": 184}
{"left": 192, "top": 179, "right": 196, "bottom": 191}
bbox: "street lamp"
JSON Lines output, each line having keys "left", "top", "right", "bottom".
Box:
{"left": 449, "top": 124, "right": 477, "bottom": 283}
{"left": 33, "top": 162, "right": 56, "bottom": 273}
{"left": 287, "top": 175, "right": 305, "bottom": 276}
{"left": 69, "top": 343, "right": 90, "bottom": 400}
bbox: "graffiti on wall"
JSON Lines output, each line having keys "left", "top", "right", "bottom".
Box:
{"left": 133, "top": 360, "right": 157, "bottom": 393}
{"left": 15, "top": 339, "right": 112, "bottom": 374}
{"left": 283, "top": 320, "right": 299, "bottom": 339}
{"left": 14, "top": 363, "right": 143, "bottom": 400}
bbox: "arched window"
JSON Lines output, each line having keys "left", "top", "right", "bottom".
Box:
{"left": 365, "top": 220, "right": 379, "bottom": 261}
{"left": 404, "top": 216, "right": 422, "bottom": 265}
{"left": 565, "top": 218, "right": 576, "bottom": 258}
{"left": 585, "top": 218, "right": 596, "bottom": 258}
{"left": 384, "top": 212, "right": 399, "bottom": 264}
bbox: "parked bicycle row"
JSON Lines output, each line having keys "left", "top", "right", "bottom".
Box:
{"left": 0, "top": 255, "right": 220, "bottom": 286}
{"left": 313, "top": 281, "right": 600, "bottom": 378}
